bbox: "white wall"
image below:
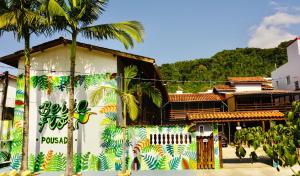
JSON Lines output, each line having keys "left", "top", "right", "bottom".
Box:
{"left": 17, "top": 44, "right": 118, "bottom": 156}
{"left": 234, "top": 83, "right": 262, "bottom": 92}
{"left": 0, "top": 78, "right": 16, "bottom": 108}
{"left": 272, "top": 39, "right": 300, "bottom": 90}
{"left": 196, "top": 123, "right": 213, "bottom": 136}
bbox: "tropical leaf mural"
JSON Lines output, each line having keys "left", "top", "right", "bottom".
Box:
{"left": 169, "top": 156, "right": 180, "bottom": 170}
{"left": 81, "top": 152, "right": 90, "bottom": 171}
{"left": 42, "top": 150, "right": 53, "bottom": 171}
{"left": 34, "top": 152, "right": 45, "bottom": 172}
{"left": 48, "top": 153, "right": 66, "bottom": 171}
{"left": 73, "top": 153, "right": 82, "bottom": 173}
{"left": 11, "top": 73, "right": 203, "bottom": 172}
{"left": 0, "top": 151, "right": 10, "bottom": 162}
{"left": 143, "top": 154, "right": 159, "bottom": 170}
{"left": 99, "top": 152, "right": 112, "bottom": 171}
{"left": 157, "top": 156, "right": 168, "bottom": 170}
{"left": 28, "top": 154, "right": 35, "bottom": 172}
{"left": 10, "top": 155, "right": 21, "bottom": 170}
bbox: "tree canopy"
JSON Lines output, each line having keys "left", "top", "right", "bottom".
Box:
{"left": 235, "top": 101, "right": 300, "bottom": 175}
{"left": 159, "top": 40, "right": 292, "bottom": 93}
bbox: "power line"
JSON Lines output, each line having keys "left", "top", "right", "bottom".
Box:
{"left": 1, "top": 64, "right": 275, "bottom": 84}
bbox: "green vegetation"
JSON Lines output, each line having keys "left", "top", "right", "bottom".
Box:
{"left": 234, "top": 101, "right": 300, "bottom": 175}
{"left": 159, "top": 41, "right": 291, "bottom": 93}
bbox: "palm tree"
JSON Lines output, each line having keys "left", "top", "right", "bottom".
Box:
{"left": 0, "top": 0, "right": 48, "bottom": 171}
{"left": 46, "top": 0, "right": 144, "bottom": 174}
{"left": 90, "top": 65, "right": 162, "bottom": 174}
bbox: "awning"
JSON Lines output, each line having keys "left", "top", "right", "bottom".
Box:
{"left": 187, "top": 110, "right": 284, "bottom": 122}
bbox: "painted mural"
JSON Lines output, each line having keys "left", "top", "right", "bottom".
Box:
{"left": 10, "top": 73, "right": 198, "bottom": 172}
{"left": 0, "top": 120, "right": 12, "bottom": 163}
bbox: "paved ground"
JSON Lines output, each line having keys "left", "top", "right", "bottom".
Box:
{"left": 0, "top": 163, "right": 298, "bottom": 176}
{"left": 1, "top": 146, "right": 299, "bottom": 176}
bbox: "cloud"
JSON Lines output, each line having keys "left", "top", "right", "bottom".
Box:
{"left": 248, "top": 12, "right": 300, "bottom": 48}
{"left": 269, "top": 1, "right": 278, "bottom": 6}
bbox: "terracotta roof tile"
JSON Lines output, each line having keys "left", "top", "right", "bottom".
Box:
{"left": 228, "top": 76, "right": 266, "bottom": 83}
{"left": 187, "top": 110, "right": 284, "bottom": 122}
{"left": 214, "top": 85, "right": 235, "bottom": 91}
{"left": 169, "top": 93, "right": 223, "bottom": 102}
{"left": 232, "top": 90, "right": 300, "bottom": 95}
{"left": 262, "top": 84, "right": 273, "bottom": 90}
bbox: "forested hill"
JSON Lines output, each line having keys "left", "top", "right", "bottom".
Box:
{"left": 159, "top": 41, "right": 291, "bottom": 93}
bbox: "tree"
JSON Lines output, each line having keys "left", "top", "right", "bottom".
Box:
{"left": 90, "top": 65, "right": 162, "bottom": 174}
{"left": 46, "top": 0, "right": 144, "bottom": 175}
{"left": 235, "top": 101, "right": 300, "bottom": 175}
{"left": 0, "top": 0, "right": 48, "bottom": 171}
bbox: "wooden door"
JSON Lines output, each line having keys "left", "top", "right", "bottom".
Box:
{"left": 197, "top": 135, "right": 214, "bottom": 169}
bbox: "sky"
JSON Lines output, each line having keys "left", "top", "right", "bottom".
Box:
{"left": 1, "top": 0, "right": 300, "bottom": 72}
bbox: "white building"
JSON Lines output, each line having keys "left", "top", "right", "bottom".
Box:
{"left": 272, "top": 38, "right": 300, "bottom": 91}
{"left": 213, "top": 76, "right": 272, "bottom": 94}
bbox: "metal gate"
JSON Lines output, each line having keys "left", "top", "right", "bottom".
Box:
{"left": 197, "top": 135, "right": 215, "bottom": 169}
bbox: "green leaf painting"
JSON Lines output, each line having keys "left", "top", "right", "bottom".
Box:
{"left": 48, "top": 153, "right": 66, "bottom": 171}
{"left": 81, "top": 152, "right": 90, "bottom": 171}
{"left": 169, "top": 157, "right": 180, "bottom": 170}
{"left": 0, "top": 151, "right": 10, "bottom": 162}
{"left": 143, "top": 154, "right": 158, "bottom": 170}
{"left": 11, "top": 74, "right": 199, "bottom": 172}
{"left": 34, "top": 152, "right": 45, "bottom": 172}
{"left": 28, "top": 154, "right": 35, "bottom": 172}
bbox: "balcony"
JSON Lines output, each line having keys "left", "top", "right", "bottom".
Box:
{"left": 169, "top": 108, "right": 221, "bottom": 119}
{"left": 236, "top": 103, "right": 292, "bottom": 112}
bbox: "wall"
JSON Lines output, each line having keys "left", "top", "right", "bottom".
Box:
{"left": 234, "top": 83, "right": 262, "bottom": 92}
{"left": 11, "top": 44, "right": 118, "bottom": 170}
{"left": 195, "top": 123, "right": 213, "bottom": 136}
{"left": 272, "top": 39, "right": 300, "bottom": 90}
{"left": 10, "top": 45, "right": 212, "bottom": 172}
{"left": 0, "top": 78, "right": 16, "bottom": 108}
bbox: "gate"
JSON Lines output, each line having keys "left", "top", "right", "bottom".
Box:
{"left": 197, "top": 135, "right": 215, "bottom": 169}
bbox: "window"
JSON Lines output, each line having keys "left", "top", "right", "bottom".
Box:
{"left": 199, "top": 125, "right": 204, "bottom": 134}
{"left": 295, "top": 81, "right": 299, "bottom": 90}
{"left": 286, "top": 76, "right": 291, "bottom": 85}
{"left": 276, "top": 81, "right": 279, "bottom": 88}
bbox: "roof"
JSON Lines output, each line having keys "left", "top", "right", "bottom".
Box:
{"left": 213, "top": 85, "right": 235, "bottom": 91}
{"left": 0, "top": 37, "right": 155, "bottom": 67}
{"left": 286, "top": 37, "right": 300, "bottom": 47}
{"left": 169, "top": 93, "right": 223, "bottom": 102}
{"left": 0, "top": 73, "right": 16, "bottom": 80}
{"left": 187, "top": 110, "right": 284, "bottom": 122}
{"left": 232, "top": 90, "right": 300, "bottom": 96}
{"left": 228, "top": 76, "right": 266, "bottom": 83}
{"left": 262, "top": 84, "right": 274, "bottom": 90}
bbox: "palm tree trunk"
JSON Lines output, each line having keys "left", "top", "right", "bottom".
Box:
{"left": 21, "top": 32, "right": 30, "bottom": 171}
{"left": 122, "top": 103, "right": 127, "bottom": 174}
{"left": 66, "top": 32, "right": 76, "bottom": 176}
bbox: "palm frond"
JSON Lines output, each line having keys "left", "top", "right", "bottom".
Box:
{"left": 124, "top": 65, "right": 138, "bottom": 92}
{"left": 131, "top": 82, "right": 162, "bottom": 107}
{"left": 89, "top": 85, "right": 122, "bottom": 106}
{"left": 80, "top": 0, "right": 108, "bottom": 25}
{"left": 80, "top": 21, "right": 144, "bottom": 49}
{"left": 47, "top": 0, "right": 71, "bottom": 25}
{"left": 76, "top": 3, "right": 86, "bottom": 20}
{"left": 0, "top": 11, "right": 16, "bottom": 28}
{"left": 122, "top": 93, "right": 138, "bottom": 121}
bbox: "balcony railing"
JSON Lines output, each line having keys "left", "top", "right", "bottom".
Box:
{"left": 236, "top": 103, "right": 292, "bottom": 112}
{"left": 169, "top": 108, "right": 221, "bottom": 119}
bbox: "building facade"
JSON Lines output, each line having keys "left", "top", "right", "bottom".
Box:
{"left": 272, "top": 38, "right": 300, "bottom": 91}
{"left": 0, "top": 38, "right": 223, "bottom": 172}
{"left": 0, "top": 73, "right": 16, "bottom": 166}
